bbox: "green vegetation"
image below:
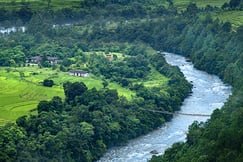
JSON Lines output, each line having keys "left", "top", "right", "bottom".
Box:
{"left": 0, "top": 2, "right": 194, "bottom": 159}
{"left": 174, "top": 0, "right": 229, "bottom": 10}
{"left": 149, "top": 1, "right": 243, "bottom": 162}
{"left": 0, "top": 0, "right": 82, "bottom": 10}
{"left": 0, "top": 65, "right": 137, "bottom": 125}
{"left": 211, "top": 10, "right": 243, "bottom": 29}
{"left": 0, "top": 0, "right": 243, "bottom": 161}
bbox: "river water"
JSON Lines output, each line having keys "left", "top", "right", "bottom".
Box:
{"left": 0, "top": 25, "right": 232, "bottom": 162}
{"left": 98, "top": 52, "right": 232, "bottom": 162}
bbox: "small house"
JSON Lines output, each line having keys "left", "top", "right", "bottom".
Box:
{"left": 69, "top": 70, "right": 90, "bottom": 77}
{"left": 27, "top": 56, "right": 59, "bottom": 64}
{"left": 47, "top": 56, "right": 59, "bottom": 64}
{"left": 106, "top": 53, "right": 113, "bottom": 61}
{"left": 28, "top": 56, "right": 42, "bottom": 63}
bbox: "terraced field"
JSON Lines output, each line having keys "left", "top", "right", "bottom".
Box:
{"left": 212, "top": 10, "right": 243, "bottom": 29}
{"left": 174, "top": 0, "right": 229, "bottom": 10}
{"left": 0, "top": 66, "right": 136, "bottom": 125}
{"left": 0, "top": 0, "right": 82, "bottom": 10}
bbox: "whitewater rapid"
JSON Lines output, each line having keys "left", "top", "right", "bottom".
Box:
{"left": 98, "top": 52, "right": 232, "bottom": 162}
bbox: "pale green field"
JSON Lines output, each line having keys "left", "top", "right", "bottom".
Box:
{"left": 0, "top": 66, "right": 135, "bottom": 125}
{"left": 174, "top": 0, "right": 229, "bottom": 10}
{"left": 0, "top": 0, "right": 82, "bottom": 10}
{"left": 212, "top": 11, "right": 243, "bottom": 29}
{"left": 144, "top": 66, "right": 168, "bottom": 89}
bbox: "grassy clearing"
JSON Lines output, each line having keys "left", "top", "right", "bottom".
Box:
{"left": 0, "top": 66, "right": 135, "bottom": 125}
{"left": 143, "top": 66, "right": 168, "bottom": 88}
{"left": 0, "top": 68, "right": 63, "bottom": 125}
{"left": 174, "top": 0, "right": 229, "bottom": 10}
{"left": 132, "top": 66, "right": 169, "bottom": 97}
{"left": 0, "top": 0, "right": 81, "bottom": 11}
{"left": 211, "top": 11, "right": 243, "bottom": 29}
{"left": 0, "top": 63, "right": 167, "bottom": 125}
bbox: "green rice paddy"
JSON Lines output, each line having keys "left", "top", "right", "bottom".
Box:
{"left": 0, "top": 0, "right": 82, "bottom": 11}
{"left": 0, "top": 66, "right": 136, "bottom": 125}
{"left": 174, "top": 0, "right": 230, "bottom": 10}
{"left": 212, "top": 11, "right": 243, "bottom": 29}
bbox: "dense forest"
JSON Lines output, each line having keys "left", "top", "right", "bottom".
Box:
{"left": 0, "top": 0, "right": 243, "bottom": 161}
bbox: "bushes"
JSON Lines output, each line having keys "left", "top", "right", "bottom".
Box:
{"left": 43, "top": 79, "right": 54, "bottom": 87}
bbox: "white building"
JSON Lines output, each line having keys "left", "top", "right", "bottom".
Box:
{"left": 69, "top": 70, "right": 90, "bottom": 77}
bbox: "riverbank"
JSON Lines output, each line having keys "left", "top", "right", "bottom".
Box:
{"left": 98, "top": 53, "right": 231, "bottom": 162}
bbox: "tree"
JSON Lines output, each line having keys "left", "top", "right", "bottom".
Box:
{"left": 50, "top": 96, "right": 63, "bottom": 112}
{"left": 0, "top": 124, "right": 26, "bottom": 161}
{"left": 37, "top": 100, "right": 51, "bottom": 113}
{"left": 63, "top": 82, "right": 88, "bottom": 102}
{"left": 229, "top": 0, "right": 241, "bottom": 8}
{"left": 184, "top": 3, "right": 198, "bottom": 18}
{"left": 222, "top": 22, "right": 232, "bottom": 32}
{"left": 43, "top": 79, "right": 54, "bottom": 87}
{"left": 102, "top": 80, "right": 109, "bottom": 88}
{"left": 16, "top": 115, "right": 28, "bottom": 128}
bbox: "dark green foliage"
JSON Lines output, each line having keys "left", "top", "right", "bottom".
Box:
{"left": 149, "top": 3, "right": 243, "bottom": 162}
{"left": 63, "top": 81, "right": 88, "bottom": 103}
{"left": 0, "top": 75, "right": 190, "bottom": 161}
{"left": 229, "top": 0, "right": 242, "bottom": 8}
{"left": 0, "top": 2, "right": 242, "bottom": 161}
{"left": 102, "top": 80, "right": 109, "bottom": 88}
{"left": 43, "top": 79, "right": 54, "bottom": 87}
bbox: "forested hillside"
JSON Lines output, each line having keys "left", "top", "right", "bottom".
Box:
{"left": 0, "top": 0, "right": 194, "bottom": 161}
{"left": 0, "top": 0, "right": 243, "bottom": 161}
{"left": 149, "top": 1, "right": 243, "bottom": 162}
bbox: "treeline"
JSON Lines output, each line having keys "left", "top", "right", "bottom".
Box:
{"left": 1, "top": 0, "right": 241, "bottom": 28}
{"left": 0, "top": 0, "right": 174, "bottom": 27}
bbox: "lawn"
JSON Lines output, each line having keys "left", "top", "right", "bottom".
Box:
{"left": 0, "top": 66, "right": 135, "bottom": 125}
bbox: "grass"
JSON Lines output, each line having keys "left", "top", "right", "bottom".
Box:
{"left": 0, "top": 62, "right": 167, "bottom": 126}
{"left": 211, "top": 10, "right": 243, "bottom": 29}
{"left": 0, "top": 0, "right": 82, "bottom": 11}
{"left": 0, "top": 66, "right": 135, "bottom": 125}
{"left": 0, "top": 0, "right": 169, "bottom": 11}
{"left": 143, "top": 66, "right": 168, "bottom": 88}
{"left": 174, "top": 0, "right": 230, "bottom": 10}
{"left": 173, "top": 0, "right": 242, "bottom": 29}
{"left": 132, "top": 66, "right": 169, "bottom": 97}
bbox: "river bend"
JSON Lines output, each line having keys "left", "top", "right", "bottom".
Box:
{"left": 98, "top": 52, "right": 232, "bottom": 162}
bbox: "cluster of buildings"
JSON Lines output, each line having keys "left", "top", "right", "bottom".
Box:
{"left": 27, "top": 52, "right": 115, "bottom": 78}
{"left": 27, "top": 55, "right": 90, "bottom": 77}
{"left": 26, "top": 55, "right": 59, "bottom": 64}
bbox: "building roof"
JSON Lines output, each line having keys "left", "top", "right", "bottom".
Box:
{"left": 30, "top": 56, "right": 58, "bottom": 61}
{"left": 69, "top": 70, "right": 89, "bottom": 74}
{"left": 30, "top": 56, "right": 42, "bottom": 61}
{"left": 47, "top": 56, "right": 58, "bottom": 61}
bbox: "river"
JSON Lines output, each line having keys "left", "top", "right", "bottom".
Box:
{"left": 98, "top": 52, "right": 232, "bottom": 162}
{"left": 0, "top": 25, "right": 232, "bottom": 162}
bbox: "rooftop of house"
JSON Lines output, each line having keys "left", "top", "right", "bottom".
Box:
{"left": 69, "top": 70, "right": 89, "bottom": 74}
{"left": 29, "top": 56, "right": 58, "bottom": 60}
